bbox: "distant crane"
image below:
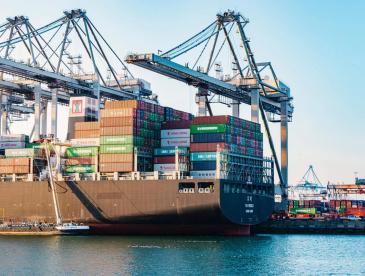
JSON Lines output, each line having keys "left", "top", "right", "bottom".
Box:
{"left": 289, "top": 165, "right": 327, "bottom": 201}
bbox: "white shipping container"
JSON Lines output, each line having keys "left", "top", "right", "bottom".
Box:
{"left": 161, "top": 129, "right": 190, "bottom": 139}
{"left": 153, "top": 163, "right": 188, "bottom": 172}
{"left": 190, "top": 170, "right": 222, "bottom": 179}
{"left": 70, "top": 138, "right": 100, "bottom": 147}
{"left": 5, "top": 148, "right": 42, "bottom": 158}
{"left": 0, "top": 142, "right": 26, "bottom": 149}
{"left": 161, "top": 138, "right": 190, "bottom": 147}
{"left": 69, "top": 96, "right": 98, "bottom": 118}
{"left": 0, "top": 134, "right": 28, "bottom": 142}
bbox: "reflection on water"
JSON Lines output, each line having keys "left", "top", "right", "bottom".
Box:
{"left": 0, "top": 235, "right": 364, "bottom": 275}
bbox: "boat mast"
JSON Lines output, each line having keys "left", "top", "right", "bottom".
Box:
{"left": 44, "top": 141, "right": 62, "bottom": 225}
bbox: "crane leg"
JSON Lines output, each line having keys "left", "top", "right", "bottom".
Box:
{"left": 232, "top": 100, "right": 240, "bottom": 117}
{"left": 40, "top": 100, "right": 48, "bottom": 136}
{"left": 251, "top": 89, "right": 259, "bottom": 123}
{"left": 196, "top": 87, "right": 208, "bottom": 116}
{"left": 51, "top": 89, "right": 58, "bottom": 138}
{"left": 281, "top": 99, "right": 289, "bottom": 190}
{"left": 0, "top": 93, "right": 6, "bottom": 136}
{"left": 33, "top": 86, "right": 41, "bottom": 141}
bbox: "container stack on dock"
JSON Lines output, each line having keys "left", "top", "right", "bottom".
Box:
{"left": 189, "top": 115, "right": 263, "bottom": 179}
{"left": 98, "top": 100, "right": 164, "bottom": 173}
{"left": 153, "top": 120, "right": 191, "bottom": 172}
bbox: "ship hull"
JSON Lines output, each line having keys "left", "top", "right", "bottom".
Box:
{"left": 0, "top": 179, "right": 274, "bottom": 236}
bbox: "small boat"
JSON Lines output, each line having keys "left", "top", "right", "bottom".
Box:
{"left": 56, "top": 222, "right": 90, "bottom": 234}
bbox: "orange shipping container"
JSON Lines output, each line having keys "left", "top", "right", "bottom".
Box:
{"left": 0, "top": 158, "right": 30, "bottom": 166}
{"left": 100, "top": 108, "right": 135, "bottom": 118}
{"left": 104, "top": 100, "right": 141, "bottom": 109}
{"left": 99, "top": 153, "right": 133, "bottom": 163}
{"left": 346, "top": 207, "right": 365, "bottom": 217}
{"left": 74, "top": 130, "right": 100, "bottom": 139}
{"left": 99, "top": 162, "right": 134, "bottom": 173}
{"left": 13, "top": 165, "right": 31, "bottom": 174}
{"left": 74, "top": 121, "right": 100, "bottom": 131}
{"left": 101, "top": 126, "right": 135, "bottom": 136}
{"left": 100, "top": 117, "right": 135, "bottom": 127}
{"left": 0, "top": 165, "right": 30, "bottom": 174}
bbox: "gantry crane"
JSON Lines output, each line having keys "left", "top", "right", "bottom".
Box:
{"left": 0, "top": 9, "right": 153, "bottom": 139}
{"left": 127, "top": 10, "right": 293, "bottom": 197}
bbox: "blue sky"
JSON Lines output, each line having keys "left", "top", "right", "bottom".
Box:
{"left": 3, "top": 0, "right": 365, "bottom": 184}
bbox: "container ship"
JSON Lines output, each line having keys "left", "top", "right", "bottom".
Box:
{"left": 0, "top": 98, "right": 274, "bottom": 235}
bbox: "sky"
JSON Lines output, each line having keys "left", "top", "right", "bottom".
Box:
{"left": 1, "top": 0, "right": 365, "bottom": 185}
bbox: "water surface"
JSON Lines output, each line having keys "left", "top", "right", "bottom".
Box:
{"left": 0, "top": 235, "right": 364, "bottom": 275}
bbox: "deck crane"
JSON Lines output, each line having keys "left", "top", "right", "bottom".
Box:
{"left": 127, "top": 10, "right": 293, "bottom": 199}
{"left": 0, "top": 9, "right": 153, "bottom": 139}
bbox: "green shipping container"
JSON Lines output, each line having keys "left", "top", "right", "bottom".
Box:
{"left": 64, "top": 165, "right": 97, "bottom": 173}
{"left": 100, "top": 135, "right": 144, "bottom": 146}
{"left": 289, "top": 208, "right": 316, "bottom": 215}
{"left": 26, "top": 143, "right": 42, "bottom": 149}
{"left": 190, "top": 152, "right": 217, "bottom": 161}
{"left": 99, "top": 144, "right": 134, "bottom": 154}
{"left": 65, "top": 147, "right": 98, "bottom": 157}
{"left": 337, "top": 207, "right": 347, "bottom": 213}
{"left": 190, "top": 124, "right": 227, "bottom": 134}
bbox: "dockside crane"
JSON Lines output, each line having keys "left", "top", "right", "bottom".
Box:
{"left": 0, "top": 9, "right": 153, "bottom": 139}
{"left": 126, "top": 10, "right": 293, "bottom": 199}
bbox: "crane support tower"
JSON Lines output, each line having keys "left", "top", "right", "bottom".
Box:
{"left": 127, "top": 10, "right": 293, "bottom": 201}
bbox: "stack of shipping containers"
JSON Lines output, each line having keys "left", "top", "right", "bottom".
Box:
{"left": 65, "top": 98, "right": 100, "bottom": 174}
{"left": 189, "top": 115, "right": 263, "bottom": 179}
{"left": 68, "top": 96, "right": 99, "bottom": 139}
{"left": 64, "top": 146, "right": 99, "bottom": 174}
{"left": 0, "top": 145, "right": 45, "bottom": 174}
{"left": 153, "top": 120, "right": 191, "bottom": 172}
{"left": 98, "top": 100, "right": 165, "bottom": 173}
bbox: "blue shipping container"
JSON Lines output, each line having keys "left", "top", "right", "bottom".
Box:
{"left": 154, "top": 147, "right": 188, "bottom": 156}
{"left": 190, "top": 152, "right": 216, "bottom": 161}
{"left": 191, "top": 133, "right": 230, "bottom": 143}
{"left": 190, "top": 161, "right": 216, "bottom": 171}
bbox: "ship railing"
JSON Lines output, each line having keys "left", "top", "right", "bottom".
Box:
{"left": 60, "top": 170, "right": 192, "bottom": 181}
{"left": 0, "top": 173, "right": 37, "bottom": 182}
{"left": 217, "top": 150, "right": 274, "bottom": 185}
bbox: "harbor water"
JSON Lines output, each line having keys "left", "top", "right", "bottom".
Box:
{"left": 1, "top": 235, "right": 364, "bottom": 275}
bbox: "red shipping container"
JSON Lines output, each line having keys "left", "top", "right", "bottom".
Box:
{"left": 65, "top": 157, "right": 98, "bottom": 166}
{"left": 346, "top": 201, "right": 352, "bottom": 209}
{"left": 190, "top": 142, "right": 229, "bottom": 152}
{"left": 346, "top": 207, "right": 365, "bottom": 217}
{"left": 161, "top": 120, "right": 192, "bottom": 130}
{"left": 192, "top": 115, "right": 230, "bottom": 125}
{"left": 154, "top": 156, "right": 188, "bottom": 164}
